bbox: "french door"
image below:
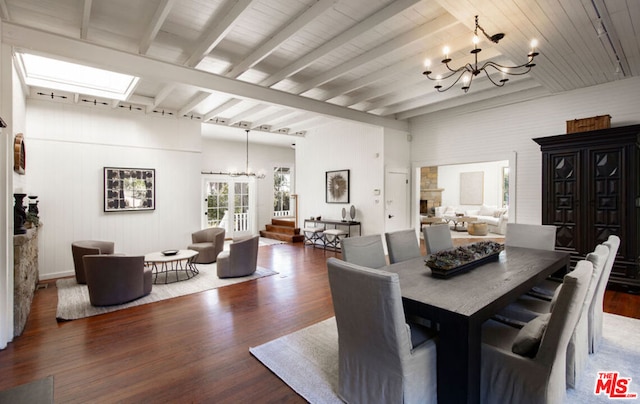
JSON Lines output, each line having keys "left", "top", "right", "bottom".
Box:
{"left": 202, "top": 175, "right": 256, "bottom": 239}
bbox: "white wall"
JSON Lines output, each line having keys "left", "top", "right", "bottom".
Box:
{"left": 437, "top": 160, "right": 508, "bottom": 210}
{"left": 200, "top": 136, "right": 295, "bottom": 230}
{"left": 26, "top": 99, "right": 202, "bottom": 279}
{"left": 410, "top": 76, "right": 640, "bottom": 224}
{"left": 296, "top": 120, "right": 385, "bottom": 235}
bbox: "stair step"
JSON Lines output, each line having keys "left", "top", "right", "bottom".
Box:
{"left": 265, "top": 224, "right": 300, "bottom": 235}
{"left": 271, "top": 218, "right": 296, "bottom": 227}
{"left": 260, "top": 231, "right": 304, "bottom": 243}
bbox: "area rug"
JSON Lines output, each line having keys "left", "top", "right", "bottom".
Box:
{"left": 0, "top": 375, "right": 53, "bottom": 403}
{"left": 56, "top": 264, "right": 277, "bottom": 321}
{"left": 250, "top": 314, "right": 640, "bottom": 404}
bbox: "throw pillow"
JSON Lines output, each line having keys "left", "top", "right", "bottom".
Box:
{"left": 479, "top": 205, "right": 495, "bottom": 216}
{"left": 512, "top": 313, "right": 551, "bottom": 358}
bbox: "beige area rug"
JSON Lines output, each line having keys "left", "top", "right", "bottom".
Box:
{"left": 0, "top": 375, "right": 53, "bottom": 404}
{"left": 250, "top": 314, "right": 640, "bottom": 403}
{"left": 56, "top": 264, "right": 277, "bottom": 321}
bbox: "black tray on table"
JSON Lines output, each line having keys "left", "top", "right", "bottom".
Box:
{"left": 424, "top": 241, "right": 504, "bottom": 279}
{"left": 426, "top": 251, "right": 501, "bottom": 278}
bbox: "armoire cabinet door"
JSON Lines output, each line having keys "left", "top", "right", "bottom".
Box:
{"left": 546, "top": 151, "right": 582, "bottom": 255}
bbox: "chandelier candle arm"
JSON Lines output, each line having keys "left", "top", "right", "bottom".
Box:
{"left": 422, "top": 15, "right": 538, "bottom": 93}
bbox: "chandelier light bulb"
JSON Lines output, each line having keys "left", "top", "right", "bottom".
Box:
{"left": 472, "top": 35, "right": 480, "bottom": 45}
{"left": 443, "top": 46, "right": 450, "bottom": 58}
{"left": 530, "top": 39, "right": 538, "bottom": 51}
{"left": 424, "top": 59, "right": 431, "bottom": 68}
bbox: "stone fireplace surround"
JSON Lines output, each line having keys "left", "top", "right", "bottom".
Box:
{"left": 14, "top": 227, "right": 39, "bottom": 337}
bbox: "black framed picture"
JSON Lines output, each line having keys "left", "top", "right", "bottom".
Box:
{"left": 104, "top": 167, "right": 155, "bottom": 212}
{"left": 326, "top": 169, "right": 350, "bottom": 204}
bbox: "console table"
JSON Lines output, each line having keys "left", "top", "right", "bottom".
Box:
{"left": 303, "top": 219, "right": 361, "bottom": 237}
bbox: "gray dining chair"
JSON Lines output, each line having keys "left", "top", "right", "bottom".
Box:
{"left": 422, "top": 224, "right": 453, "bottom": 254}
{"left": 505, "top": 223, "right": 557, "bottom": 250}
{"left": 385, "top": 229, "right": 422, "bottom": 264}
{"left": 327, "top": 257, "right": 437, "bottom": 404}
{"left": 590, "top": 235, "right": 620, "bottom": 353}
{"left": 480, "top": 260, "right": 592, "bottom": 404}
{"left": 495, "top": 244, "right": 609, "bottom": 388}
{"left": 340, "top": 234, "right": 387, "bottom": 268}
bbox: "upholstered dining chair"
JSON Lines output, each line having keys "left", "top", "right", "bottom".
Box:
{"left": 496, "top": 244, "right": 609, "bottom": 388}
{"left": 340, "top": 234, "right": 387, "bottom": 269}
{"left": 216, "top": 235, "right": 259, "bottom": 278}
{"left": 326, "top": 257, "right": 437, "bottom": 404}
{"left": 71, "top": 240, "right": 115, "bottom": 284}
{"left": 83, "top": 255, "right": 152, "bottom": 306}
{"left": 590, "top": 235, "right": 620, "bottom": 353}
{"left": 480, "top": 260, "right": 592, "bottom": 404}
{"left": 504, "top": 223, "right": 557, "bottom": 250}
{"left": 385, "top": 229, "right": 422, "bottom": 264}
{"left": 422, "top": 224, "right": 453, "bottom": 254}
{"left": 189, "top": 227, "right": 225, "bottom": 264}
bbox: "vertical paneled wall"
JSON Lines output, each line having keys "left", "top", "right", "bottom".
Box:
{"left": 296, "top": 120, "right": 385, "bottom": 235}
{"left": 26, "top": 99, "right": 202, "bottom": 279}
{"left": 410, "top": 76, "right": 640, "bottom": 224}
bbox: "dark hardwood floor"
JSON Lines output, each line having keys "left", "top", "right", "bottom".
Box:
{"left": 0, "top": 242, "right": 638, "bottom": 403}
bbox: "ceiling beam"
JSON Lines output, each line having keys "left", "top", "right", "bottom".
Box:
{"left": 178, "top": 91, "right": 212, "bottom": 116}
{"left": 228, "top": 104, "right": 271, "bottom": 126}
{"left": 292, "top": 13, "right": 459, "bottom": 94}
{"left": 2, "top": 22, "right": 408, "bottom": 131}
{"left": 139, "top": 0, "right": 176, "bottom": 55}
{"left": 226, "top": 0, "right": 335, "bottom": 78}
{"left": 260, "top": 0, "right": 421, "bottom": 88}
{"left": 185, "top": 0, "right": 255, "bottom": 68}
{"left": 81, "top": 0, "right": 92, "bottom": 39}
{"left": 203, "top": 98, "right": 243, "bottom": 121}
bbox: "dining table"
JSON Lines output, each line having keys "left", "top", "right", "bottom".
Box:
{"left": 381, "top": 246, "right": 570, "bottom": 404}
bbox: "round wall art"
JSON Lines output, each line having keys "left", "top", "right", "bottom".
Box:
{"left": 14, "top": 133, "right": 25, "bottom": 175}
{"left": 326, "top": 169, "right": 350, "bottom": 203}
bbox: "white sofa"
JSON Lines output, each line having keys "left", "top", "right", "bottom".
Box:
{"left": 435, "top": 205, "right": 508, "bottom": 235}
{"left": 465, "top": 205, "right": 508, "bottom": 235}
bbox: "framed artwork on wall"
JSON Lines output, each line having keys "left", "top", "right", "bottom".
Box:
{"left": 326, "top": 169, "right": 350, "bottom": 204}
{"left": 460, "top": 171, "right": 484, "bottom": 205}
{"left": 104, "top": 167, "right": 155, "bottom": 212}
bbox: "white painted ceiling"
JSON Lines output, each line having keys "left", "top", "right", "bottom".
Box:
{"left": 2, "top": 0, "right": 638, "bottom": 146}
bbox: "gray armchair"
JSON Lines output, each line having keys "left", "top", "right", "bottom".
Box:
{"left": 189, "top": 227, "right": 225, "bottom": 264}
{"left": 340, "top": 234, "right": 387, "bottom": 268}
{"left": 216, "top": 235, "right": 259, "bottom": 278}
{"left": 480, "top": 260, "right": 592, "bottom": 404}
{"left": 327, "top": 257, "right": 437, "bottom": 404}
{"left": 385, "top": 229, "right": 422, "bottom": 264}
{"left": 71, "top": 240, "right": 115, "bottom": 284}
{"left": 83, "top": 255, "right": 152, "bottom": 306}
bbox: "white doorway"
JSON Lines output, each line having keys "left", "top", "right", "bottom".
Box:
{"left": 202, "top": 175, "right": 256, "bottom": 239}
{"left": 385, "top": 170, "right": 410, "bottom": 232}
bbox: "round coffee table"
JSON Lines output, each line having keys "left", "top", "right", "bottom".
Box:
{"left": 144, "top": 249, "right": 199, "bottom": 284}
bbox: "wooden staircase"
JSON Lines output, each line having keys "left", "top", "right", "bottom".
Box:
{"left": 260, "top": 218, "right": 304, "bottom": 243}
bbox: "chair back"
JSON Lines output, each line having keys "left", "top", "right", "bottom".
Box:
{"left": 505, "top": 223, "right": 556, "bottom": 250}
{"left": 385, "top": 229, "right": 422, "bottom": 264}
{"left": 327, "top": 257, "right": 414, "bottom": 402}
{"left": 229, "top": 235, "right": 260, "bottom": 270}
{"left": 340, "top": 234, "right": 387, "bottom": 268}
{"left": 536, "top": 260, "right": 592, "bottom": 367}
{"left": 83, "top": 255, "right": 150, "bottom": 306}
{"left": 71, "top": 240, "right": 115, "bottom": 284}
{"left": 589, "top": 235, "right": 620, "bottom": 352}
{"left": 422, "top": 224, "right": 453, "bottom": 254}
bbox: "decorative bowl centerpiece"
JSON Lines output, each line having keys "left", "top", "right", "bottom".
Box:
{"left": 161, "top": 250, "right": 179, "bottom": 256}
{"left": 425, "top": 241, "right": 504, "bottom": 278}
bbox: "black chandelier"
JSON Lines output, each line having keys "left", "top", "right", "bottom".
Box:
{"left": 201, "top": 129, "right": 265, "bottom": 179}
{"left": 422, "top": 15, "right": 539, "bottom": 93}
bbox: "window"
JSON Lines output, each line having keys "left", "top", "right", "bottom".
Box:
{"left": 502, "top": 167, "right": 510, "bottom": 208}
{"left": 274, "top": 167, "right": 291, "bottom": 217}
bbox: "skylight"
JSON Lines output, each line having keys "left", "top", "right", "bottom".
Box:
{"left": 15, "top": 52, "right": 139, "bottom": 100}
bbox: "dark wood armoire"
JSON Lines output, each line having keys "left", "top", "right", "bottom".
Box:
{"left": 533, "top": 124, "right": 640, "bottom": 292}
